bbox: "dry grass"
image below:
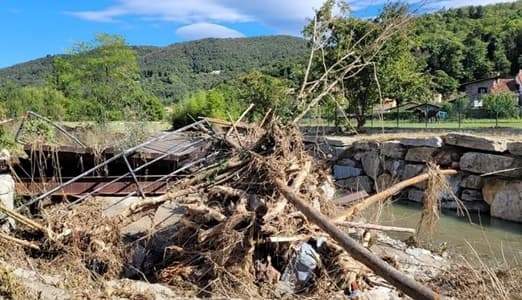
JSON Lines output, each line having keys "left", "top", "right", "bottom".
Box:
{"left": 0, "top": 265, "right": 28, "bottom": 300}
{"left": 416, "top": 163, "right": 468, "bottom": 237}
{"left": 427, "top": 252, "right": 522, "bottom": 299}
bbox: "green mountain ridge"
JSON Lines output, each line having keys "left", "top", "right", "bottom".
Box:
{"left": 0, "top": 35, "right": 308, "bottom": 102}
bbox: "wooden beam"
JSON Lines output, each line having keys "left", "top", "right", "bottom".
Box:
{"left": 275, "top": 178, "right": 440, "bottom": 300}
{"left": 336, "top": 221, "right": 416, "bottom": 234}
{"left": 335, "top": 169, "right": 457, "bottom": 221}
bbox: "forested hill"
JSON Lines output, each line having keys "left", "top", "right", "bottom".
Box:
{"left": 415, "top": 1, "right": 522, "bottom": 89}
{"left": 0, "top": 35, "right": 307, "bottom": 102}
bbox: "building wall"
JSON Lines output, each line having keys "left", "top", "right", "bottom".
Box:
{"left": 464, "top": 79, "right": 495, "bottom": 107}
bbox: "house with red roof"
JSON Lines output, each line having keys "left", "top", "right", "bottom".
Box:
{"left": 461, "top": 70, "right": 522, "bottom": 108}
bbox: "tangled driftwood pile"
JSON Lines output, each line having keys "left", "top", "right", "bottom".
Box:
{"left": 0, "top": 112, "right": 462, "bottom": 299}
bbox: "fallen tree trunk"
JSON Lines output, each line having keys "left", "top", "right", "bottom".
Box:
{"left": 336, "top": 221, "right": 416, "bottom": 234}
{"left": 335, "top": 169, "right": 457, "bottom": 221}
{"left": 275, "top": 178, "right": 440, "bottom": 300}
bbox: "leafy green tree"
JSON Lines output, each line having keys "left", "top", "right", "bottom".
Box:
{"left": 482, "top": 92, "right": 518, "bottom": 126}
{"left": 0, "top": 84, "right": 68, "bottom": 119}
{"left": 306, "top": 2, "right": 430, "bottom": 128}
{"left": 235, "top": 70, "right": 294, "bottom": 120}
{"left": 462, "top": 36, "right": 493, "bottom": 81}
{"left": 432, "top": 70, "right": 459, "bottom": 96}
{"left": 52, "top": 34, "right": 165, "bottom": 122}
{"left": 171, "top": 88, "right": 245, "bottom": 127}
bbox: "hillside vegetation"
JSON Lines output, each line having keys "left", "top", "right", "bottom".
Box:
{"left": 0, "top": 36, "right": 307, "bottom": 103}
{"left": 0, "top": 1, "right": 520, "bottom": 128}
{"left": 416, "top": 1, "right": 522, "bottom": 92}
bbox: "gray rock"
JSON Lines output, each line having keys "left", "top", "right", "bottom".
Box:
{"left": 384, "top": 159, "right": 405, "bottom": 178}
{"left": 361, "top": 150, "right": 382, "bottom": 180}
{"left": 333, "top": 146, "right": 350, "bottom": 159}
{"left": 352, "top": 140, "right": 380, "bottom": 151}
{"left": 443, "top": 133, "right": 507, "bottom": 152}
{"left": 433, "top": 149, "right": 461, "bottom": 166}
{"left": 405, "top": 147, "right": 437, "bottom": 162}
{"left": 399, "top": 136, "right": 442, "bottom": 148}
{"left": 483, "top": 179, "right": 522, "bottom": 222}
{"left": 402, "top": 164, "right": 425, "bottom": 180}
{"left": 380, "top": 141, "right": 406, "bottom": 159}
{"left": 337, "top": 176, "right": 373, "bottom": 193}
{"left": 122, "top": 216, "right": 153, "bottom": 237}
{"left": 336, "top": 158, "right": 358, "bottom": 167}
{"left": 460, "top": 175, "right": 483, "bottom": 189}
{"left": 507, "top": 141, "right": 522, "bottom": 156}
{"left": 482, "top": 178, "right": 506, "bottom": 205}
{"left": 102, "top": 196, "right": 141, "bottom": 217}
{"left": 459, "top": 152, "right": 522, "bottom": 177}
{"left": 8, "top": 266, "right": 70, "bottom": 300}
{"left": 333, "top": 165, "right": 362, "bottom": 179}
{"left": 461, "top": 189, "right": 483, "bottom": 202}
{"left": 408, "top": 188, "right": 425, "bottom": 203}
{"left": 353, "top": 152, "right": 365, "bottom": 161}
{"left": 153, "top": 201, "right": 186, "bottom": 229}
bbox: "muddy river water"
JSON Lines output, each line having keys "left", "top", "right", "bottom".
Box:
{"left": 370, "top": 201, "right": 522, "bottom": 266}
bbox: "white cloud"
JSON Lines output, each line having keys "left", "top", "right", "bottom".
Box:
{"left": 176, "top": 22, "right": 244, "bottom": 40}
{"left": 68, "top": 0, "right": 518, "bottom": 34}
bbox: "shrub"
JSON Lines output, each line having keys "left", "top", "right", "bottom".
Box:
{"left": 482, "top": 92, "right": 518, "bottom": 118}
{"left": 171, "top": 89, "right": 245, "bottom": 128}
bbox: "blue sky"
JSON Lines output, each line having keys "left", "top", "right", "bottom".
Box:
{"left": 0, "top": 0, "right": 516, "bottom": 68}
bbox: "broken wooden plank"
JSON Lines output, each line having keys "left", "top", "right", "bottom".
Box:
{"left": 336, "top": 221, "right": 416, "bottom": 234}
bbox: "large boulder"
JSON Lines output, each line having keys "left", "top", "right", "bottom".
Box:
{"left": 433, "top": 148, "right": 461, "bottom": 167}
{"left": 507, "top": 141, "right": 522, "bottom": 156}
{"left": 459, "top": 152, "right": 522, "bottom": 177}
{"left": 380, "top": 141, "right": 406, "bottom": 159}
{"left": 460, "top": 175, "right": 483, "bottom": 189}
{"left": 405, "top": 147, "right": 437, "bottom": 163}
{"left": 361, "top": 150, "right": 382, "bottom": 180}
{"left": 401, "top": 164, "right": 425, "bottom": 180}
{"left": 482, "top": 178, "right": 506, "bottom": 205}
{"left": 336, "top": 158, "right": 358, "bottom": 167}
{"left": 399, "top": 137, "right": 442, "bottom": 148}
{"left": 101, "top": 196, "right": 141, "bottom": 217}
{"left": 352, "top": 140, "right": 380, "bottom": 151}
{"left": 384, "top": 159, "right": 405, "bottom": 178}
{"left": 482, "top": 179, "right": 522, "bottom": 222}
{"left": 333, "top": 165, "right": 362, "bottom": 180}
{"left": 443, "top": 133, "right": 507, "bottom": 152}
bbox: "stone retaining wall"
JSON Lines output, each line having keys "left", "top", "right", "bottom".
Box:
{"left": 332, "top": 133, "right": 522, "bottom": 223}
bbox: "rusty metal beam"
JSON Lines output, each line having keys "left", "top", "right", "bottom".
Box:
{"left": 16, "top": 179, "right": 170, "bottom": 196}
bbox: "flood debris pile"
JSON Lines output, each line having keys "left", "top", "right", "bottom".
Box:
{"left": 1, "top": 116, "right": 509, "bottom": 299}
